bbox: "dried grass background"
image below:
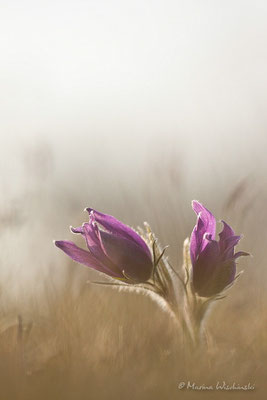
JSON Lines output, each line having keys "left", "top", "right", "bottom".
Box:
{"left": 0, "top": 140, "right": 266, "bottom": 400}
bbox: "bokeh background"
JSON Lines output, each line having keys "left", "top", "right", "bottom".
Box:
{"left": 0, "top": 0, "right": 266, "bottom": 399}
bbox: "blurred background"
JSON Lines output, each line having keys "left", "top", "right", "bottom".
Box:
{"left": 0, "top": 0, "right": 266, "bottom": 399}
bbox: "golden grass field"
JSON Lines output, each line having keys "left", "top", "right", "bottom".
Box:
{"left": 0, "top": 144, "right": 266, "bottom": 400}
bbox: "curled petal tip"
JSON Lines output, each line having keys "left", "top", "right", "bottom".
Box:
{"left": 84, "top": 207, "right": 94, "bottom": 215}
{"left": 203, "top": 232, "right": 212, "bottom": 240}
{"left": 70, "top": 225, "right": 84, "bottom": 234}
{"left": 191, "top": 200, "right": 200, "bottom": 210}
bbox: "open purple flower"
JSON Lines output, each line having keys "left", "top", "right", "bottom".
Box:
{"left": 55, "top": 209, "right": 153, "bottom": 283}
{"left": 190, "top": 200, "right": 249, "bottom": 297}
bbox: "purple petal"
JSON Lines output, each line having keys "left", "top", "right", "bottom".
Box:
{"left": 219, "top": 220, "right": 235, "bottom": 241}
{"left": 192, "top": 201, "right": 216, "bottom": 242}
{"left": 190, "top": 214, "right": 205, "bottom": 265}
{"left": 214, "top": 259, "right": 236, "bottom": 293}
{"left": 190, "top": 201, "right": 216, "bottom": 264}
{"left": 194, "top": 239, "right": 220, "bottom": 271}
{"left": 83, "top": 222, "right": 103, "bottom": 254}
{"left": 100, "top": 231, "right": 153, "bottom": 282}
{"left": 192, "top": 239, "right": 220, "bottom": 294}
{"left": 71, "top": 222, "right": 107, "bottom": 258}
{"left": 221, "top": 235, "right": 241, "bottom": 260}
{"left": 54, "top": 240, "right": 119, "bottom": 277}
{"left": 83, "top": 222, "right": 124, "bottom": 277}
{"left": 71, "top": 222, "right": 123, "bottom": 277}
{"left": 70, "top": 225, "right": 84, "bottom": 234}
{"left": 193, "top": 240, "right": 237, "bottom": 297}
{"left": 218, "top": 220, "right": 235, "bottom": 252}
{"left": 86, "top": 208, "right": 151, "bottom": 259}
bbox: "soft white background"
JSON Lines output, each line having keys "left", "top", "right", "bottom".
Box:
{"left": 1, "top": 0, "right": 267, "bottom": 178}
{"left": 0, "top": 0, "right": 266, "bottom": 292}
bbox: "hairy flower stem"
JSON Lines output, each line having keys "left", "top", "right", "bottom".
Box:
{"left": 138, "top": 227, "right": 205, "bottom": 350}
{"left": 180, "top": 238, "right": 210, "bottom": 349}
{"left": 189, "top": 295, "right": 207, "bottom": 347}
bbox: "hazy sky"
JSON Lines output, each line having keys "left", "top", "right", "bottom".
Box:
{"left": 1, "top": 0, "right": 267, "bottom": 295}
{"left": 1, "top": 0, "right": 267, "bottom": 184}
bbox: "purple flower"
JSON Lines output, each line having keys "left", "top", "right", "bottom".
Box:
{"left": 190, "top": 200, "right": 249, "bottom": 297}
{"left": 55, "top": 209, "right": 153, "bottom": 283}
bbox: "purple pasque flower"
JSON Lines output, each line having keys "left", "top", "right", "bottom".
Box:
{"left": 55, "top": 209, "right": 153, "bottom": 283}
{"left": 190, "top": 200, "right": 249, "bottom": 297}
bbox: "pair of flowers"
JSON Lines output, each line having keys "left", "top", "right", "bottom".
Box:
{"left": 55, "top": 201, "right": 248, "bottom": 298}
